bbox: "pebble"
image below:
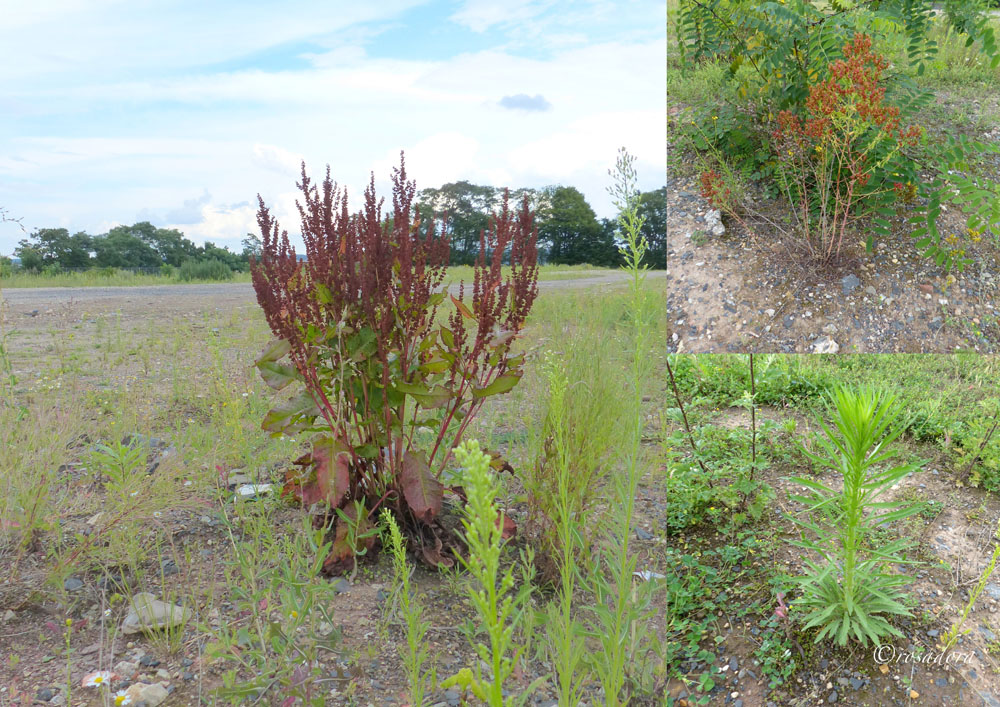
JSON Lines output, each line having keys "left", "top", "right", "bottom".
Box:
{"left": 64, "top": 577, "right": 84, "bottom": 592}
{"left": 115, "top": 660, "right": 139, "bottom": 676}
{"left": 36, "top": 687, "right": 55, "bottom": 701}
{"left": 813, "top": 336, "right": 840, "bottom": 354}
{"left": 122, "top": 594, "right": 191, "bottom": 635}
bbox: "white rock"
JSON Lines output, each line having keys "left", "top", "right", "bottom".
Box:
{"left": 236, "top": 483, "right": 273, "bottom": 499}
{"left": 705, "top": 209, "right": 726, "bottom": 236}
{"left": 124, "top": 682, "right": 169, "bottom": 707}
{"left": 633, "top": 570, "right": 666, "bottom": 581}
{"left": 765, "top": 308, "right": 776, "bottom": 318}
{"left": 114, "top": 660, "right": 139, "bottom": 676}
{"left": 121, "top": 593, "right": 191, "bottom": 635}
{"left": 813, "top": 336, "right": 840, "bottom": 354}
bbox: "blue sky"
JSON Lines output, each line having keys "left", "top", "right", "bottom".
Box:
{"left": 0, "top": 0, "right": 665, "bottom": 255}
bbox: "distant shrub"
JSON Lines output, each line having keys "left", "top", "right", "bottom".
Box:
{"left": 97, "top": 266, "right": 118, "bottom": 277}
{"left": 0, "top": 257, "right": 12, "bottom": 278}
{"left": 160, "top": 264, "right": 175, "bottom": 278}
{"left": 177, "top": 258, "right": 233, "bottom": 282}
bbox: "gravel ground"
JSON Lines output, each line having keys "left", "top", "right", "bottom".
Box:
{"left": 666, "top": 174, "right": 1000, "bottom": 354}
{"left": 2, "top": 271, "right": 664, "bottom": 308}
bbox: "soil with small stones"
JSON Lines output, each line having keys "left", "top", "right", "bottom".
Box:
{"left": 667, "top": 406, "right": 1000, "bottom": 707}
{"left": 666, "top": 173, "right": 1000, "bottom": 353}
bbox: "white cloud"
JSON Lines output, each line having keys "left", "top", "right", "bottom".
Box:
{"left": 177, "top": 202, "right": 260, "bottom": 247}
{"left": 371, "top": 133, "right": 481, "bottom": 192}
{"left": 253, "top": 144, "right": 305, "bottom": 177}
{"left": 507, "top": 110, "right": 661, "bottom": 177}
{"left": 449, "top": 0, "right": 551, "bottom": 32}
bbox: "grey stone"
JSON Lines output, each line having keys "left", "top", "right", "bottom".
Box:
{"left": 828, "top": 691, "right": 838, "bottom": 704}
{"left": 37, "top": 688, "right": 55, "bottom": 701}
{"left": 64, "top": 577, "right": 83, "bottom": 592}
{"left": 984, "top": 583, "right": 1000, "bottom": 601}
{"left": 160, "top": 559, "right": 179, "bottom": 577}
{"left": 635, "top": 527, "right": 654, "bottom": 540}
{"left": 122, "top": 593, "right": 192, "bottom": 635}
{"left": 841, "top": 274, "right": 861, "bottom": 295}
{"left": 813, "top": 336, "right": 840, "bottom": 354}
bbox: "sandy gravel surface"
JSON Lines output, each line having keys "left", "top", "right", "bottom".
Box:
{"left": 2, "top": 271, "right": 663, "bottom": 313}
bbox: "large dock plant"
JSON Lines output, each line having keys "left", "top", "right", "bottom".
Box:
{"left": 250, "top": 154, "right": 538, "bottom": 571}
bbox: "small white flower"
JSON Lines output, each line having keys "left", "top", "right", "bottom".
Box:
{"left": 113, "top": 690, "right": 132, "bottom": 705}
{"left": 81, "top": 670, "right": 113, "bottom": 687}
{"left": 153, "top": 511, "right": 162, "bottom": 518}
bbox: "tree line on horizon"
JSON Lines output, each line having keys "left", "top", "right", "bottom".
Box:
{"left": 2, "top": 181, "right": 665, "bottom": 276}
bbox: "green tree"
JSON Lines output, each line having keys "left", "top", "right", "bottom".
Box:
{"left": 93, "top": 226, "right": 162, "bottom": 269}
{"left": 537, "top": 186, "right": 616, "bottom": 266}
{"left": 242, "top": 232, "right": 262, "bottom": 260}
{"left": 147, "top": 226, "right": 199, "bottom": 266}
{"left": 16, "top": 228, "right": 93, "bottom": 269}
{"left": 200, "top": 242, "right": 243, "bottom": 271}
{"left": 15, "top": 247, "right": 43, "bottom": 272}
{"left": 636, "top": 187, "right": 665, "bottom": 269}
{"left": 417, "top": 181, "right": 495, "bottom": 265}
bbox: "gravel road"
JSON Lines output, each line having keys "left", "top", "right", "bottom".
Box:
{"left": 2, "top": 271, "right": 663, "bottom": 307}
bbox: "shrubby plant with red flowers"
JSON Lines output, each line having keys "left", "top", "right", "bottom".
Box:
{"left": 679, "top": 1, "right": 1000, "bottom": 271}
{"left": 250, "top": 153, "right": 538, "bottom": 571}
{"left": 769, "top": 34, "right": 922, "bottom": 262}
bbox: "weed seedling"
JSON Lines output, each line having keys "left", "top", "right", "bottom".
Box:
{"left": 453, "top": 440, "right": 538, "bottom": 706}
{"left": 381, "top": 509, "right": 434, "bottom": 706}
